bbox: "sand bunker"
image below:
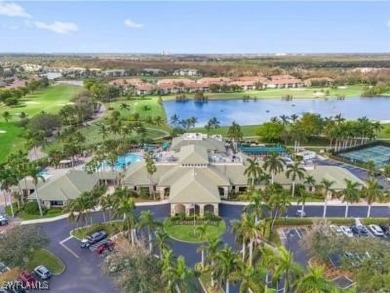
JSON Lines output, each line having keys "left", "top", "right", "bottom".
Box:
{"left": 0, "top": 130, "right": 7, "bottom": 134}
{"left": 24, "top": 101, "right": 40, "bottom": 105}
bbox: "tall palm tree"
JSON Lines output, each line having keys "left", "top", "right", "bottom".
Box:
{"left": 65, "top": 193, "right": 92, "bottom": 226}
{"left": 227, "top": 121, "right": 243, "bottom": 153}
{"left": 365, "top": 160, "right": 376, "bottom": 178}
{"left": 144, "top": 151, "right": 157, "bottom": 199}
{"left": 232, "top": 262, "right": 266, "bottom": 293}
{"left": 272, "top": 246, "right": 303, "bottom": 293}
{"left": 244, "top": 189, "right": 267, "bottom": 223}
{"left": 205, "top": 236, "right": 222, "bottom": 288}
{"left": 112, "top": 195, "right": 137, "bottom": 245}
{"left": 162, "top": 254, "right": 197, "bottom": 293}
{"left": 244, "top": 158, "right": 262, "bottom": 188}
{"left": 268, "top": 188, "right": 291, "bottom": 229}
{"left": 343, "top": 179, "right": 361, "bottom": 218}
{"left": 0, "top": 165, "right": 17, "bottom": 217}
{"left": 97, "top": 195, "right": 112, "bottom": 222}
{"left": 304, "top": 175, "right": 316, "bottom": 192}
{"left": 138, "top": 210, "right": 160, "bottom": 252}
{"left": 119, "top": 103, "right": 130, "bottom": 111}
{"left": 26, "top": 163, "right": 45, "bottom": 217}
{"left": 153, "top": 227, "right": 171, "bottom": 258}
{"left": 384, "top": 165, "right": 390, "bottom": 189}
{"left": 320, "top": 179, "right": 335, "bottom": 218}
{"left": 298, "top": 190, "right": 310, "bottom": 218}
{"left": 215, "top": 246, "right": 240, "bottom": 293}
{"left": 263, "top": 153, "right": 284, "bottom": 184}
{"left": 362, "top": 178, "right": 384, "bottom": 218}
{"left": 286, "top": 162, "right": 306, "bottom": 197}
{"left": 195, "top": 224, "right": 208, "bottom": 268}
{"left": 293, "top": 264, "right": 336, "bottom": 293}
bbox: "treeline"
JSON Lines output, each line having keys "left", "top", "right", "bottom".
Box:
{"left": 0, "top": 78, "right": 49, "bottom": 106}
{"left": 361, "top": 83, "right": 390, "bottom": 97}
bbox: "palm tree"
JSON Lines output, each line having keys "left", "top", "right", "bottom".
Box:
{"left": 65, "top": 193, "right": 92, "bottom": 226}
{"left": 227, "top": 121, "right": 243, "bottom": 153}
{"left": 320, "top": 179, "right": 335, "bottom": 218}
{"left": 268, "top": 188, "right": 291, "bottom": 229}
{"left": 244, "top": 189, "right": 267, "bottom": 223}
{"left": 304, "top": 175, "right": 316, "bottom": 192}
{"left": 298, "top": 190, "right": 310, "bottom": 218}
{"left": 233, "top": 262, "right": 266, "bottom": 293}
{"left": 293, "top": 264, "right": 336, "bottom": 293}
{"left": 215, "top": 246, "right": 240, "bottom": 293}
{"left": 286, "top": 162, "right": 306, "bottom": 197}
{"left": 153, "top": 227, "right": 171, "bottom": 258}
{"left": 112, "top": 194, "right": 137, "bottom": 245}
{"left": 26, "top": 163, "right": 45, "bottom": 217}
{"left": 244, "top": 158, "right": 263, "bottom": 188}
{"left": 2, "top": 111, "right": 12, "bottom": 122}
{"left": 343, "top": 179, "right": 361, "bottom": 218}
{"left": 272, "top": 246, "right": 303, "bottom": 293}
{"left": 365, "top": 160, "right": 376, "bottom": 178}
{"left": 362, "top": 178, "right": 384, "bottom": 218}
{"left": 384, "top": 165, "right": 390, "bottom": 189}
{"left": 195, "top": 224, "right": 208, "bottom": 268}
{"left": 97, "top": 123, "right": 109, "bottom": 141}
{"left": 263, "top": 153, "right": 284, "bottom": 184}
{"left": 0, "top": 165, "right": 17, "bottom": 217}
{"left": 170, "top": 114, "right": 180, "bottom": 126}
{"left": 205, "top": 236, "right": 222, "bottom": 288}
{"left": 138, "top": 210, "right": 160, "bottom": 252}
{"left": 97, "top": 195, "right": 111, "bottom": 222}
{"left": 144, "top": 151, "right": 157, "bottom": 200}
{"left": 162, "top": 253, "right": 197, "bottom": 293}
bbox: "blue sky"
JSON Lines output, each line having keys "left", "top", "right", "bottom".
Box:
{"left": 1, "top": 1, "right": 390, "bottom": 53}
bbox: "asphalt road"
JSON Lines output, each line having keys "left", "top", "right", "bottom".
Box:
{"left": 30, "top": 202, "right": 389, "bottom": 293}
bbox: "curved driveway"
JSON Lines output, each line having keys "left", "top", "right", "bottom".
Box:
{"left": 36, "top": 202, "right": 389, "bottom": 292}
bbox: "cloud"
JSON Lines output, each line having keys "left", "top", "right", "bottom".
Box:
{"left": 0, "top": 1, "right": 31, "bottom": 18}
{"left": 124, "top": 19, "right": 143, "bottom": 28}
{"left": 33, "top": 20, "right": 78, "bottom": 34}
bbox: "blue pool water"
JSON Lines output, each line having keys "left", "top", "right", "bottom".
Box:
{"left": 101, "top": 153, "right": 143, "bottom": 171}
{"left": 163, "top": 97, "right": 390, "bottom": 126}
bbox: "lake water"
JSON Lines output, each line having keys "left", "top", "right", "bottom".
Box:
{"left": 163, "top": 97, "right": 390, "bottom": 126}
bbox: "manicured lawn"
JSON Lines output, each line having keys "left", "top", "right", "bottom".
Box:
{"left": 25, "top": 249, "right": 65, "bottom": 275}
{"left": 164, "top": 221, "right": 226, "bottom": 243}
{"left": 0, "top": 122, "right": 24, "bottom": 162}
{"left": 378, "top": 123, "right": 390, "bottom": 138}
{"left": 161, "top": 84, "right": 366, "bottom": 101}
{"left": 3, "top": 85, "right": 83, "bottom": 119}
{"left": 5, "top": 204, "right": 64, "bottom": 220}
{"left": 107, "top": 97, "right": 167, "bottom": 122}
{"left": 71, "top": 221, "right": 122, "bottom": 239}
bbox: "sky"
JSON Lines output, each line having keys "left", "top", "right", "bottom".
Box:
{"left": 0, "top": 1, "right": 390, "bottom": 54}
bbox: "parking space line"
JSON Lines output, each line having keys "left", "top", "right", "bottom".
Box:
{"left": 59, "top": 236, "right": 79, "bottom": 259}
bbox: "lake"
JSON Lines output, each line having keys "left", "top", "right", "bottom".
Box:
{"left": 163, "top": 97, "right": 390, "bottom": 126}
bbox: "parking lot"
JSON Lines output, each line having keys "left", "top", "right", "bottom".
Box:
{"left": 281, "top": 221, "right": 390, "bottom": 289}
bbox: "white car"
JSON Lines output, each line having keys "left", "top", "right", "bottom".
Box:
{"left": 329, "top": 225, "right": 343, "bottom": 234}
{"left": 368, "top": 224, "right": 384, "bottom": 237}
{"left": 340, "top": 225, "right": 354, "bottom": 238}
{"left": 33, "top": 265, "right": 52, "bottom": 280}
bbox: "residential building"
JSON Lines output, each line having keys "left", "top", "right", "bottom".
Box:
{"left": 173, "top": 68, "right": 201, "bottom": 76}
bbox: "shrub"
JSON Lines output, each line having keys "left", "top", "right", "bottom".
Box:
{"left": 46, "top": 208, "right": 62, "bottom": 215}
{"left": 23, "top": 201, "right": 45, "bottom": 215}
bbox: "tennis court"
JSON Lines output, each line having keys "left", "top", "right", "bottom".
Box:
{"left": 340, "top": 145, "right": 390, "bottom": 168}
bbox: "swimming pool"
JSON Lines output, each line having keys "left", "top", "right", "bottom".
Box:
{"left": 100, "top": 153, "right": 143, "bottom": 171}
{"left": 339, "top": 145, "right": 390, "bottom": 168}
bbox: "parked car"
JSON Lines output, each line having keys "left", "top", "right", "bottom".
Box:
{"left": 368, "top": 224, "right": 385, "bottom": 237}
{"left": 379, "top": 224, "right": 390, "bottom": 236}
{"left": 340, "top": 225, "right": 354, "bottom": 238}
{"left": 19, "top": 271, "right": 38, "bottom": 287}
{"left": 0, "top": 214, "right": 8, "bottom": 226}
{"left": 80, "top": 231, "right": 107, "bottom": 248}
{"left": 295, "top": 209, "right": 307, "bottom": 217}
{"left": 33, "top": 265, "right": 52, "bottom": 280}
{"left": 351, "top": 225, "right": 368, "bottom": 237}
{"left": 329, "top": 225, "right": 343, "bottom": 235}
{"left": 95, "top": 240, "right": 115, "bottom": 255}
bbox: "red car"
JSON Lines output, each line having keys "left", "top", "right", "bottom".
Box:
{"left": 95, "top": 240, "right": 115, "bottom": 255}
{"left": 19, "top": 271, "right": 38, "bottom": 287}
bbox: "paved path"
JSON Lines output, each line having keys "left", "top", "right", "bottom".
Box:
{"left": 16, "top": 201, "right": 386, "bottom": 293}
